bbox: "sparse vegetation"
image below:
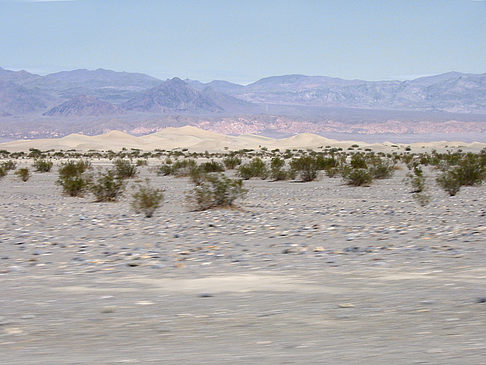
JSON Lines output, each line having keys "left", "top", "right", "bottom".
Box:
{"left": 56, "top": 160, "right": 93, "bottom": 197}
{"left": 1, "top": 160, "right": 17, "bottom": 171}
{"left": 436, "top": 171, "right": 462, "bottom": 196}
{"left": 223, "top": 155, "right": 242, "bottom": 170}
{"left": 290, "top": 155, "right": 321, "bottom": 182}
{"left": 343, "top": 168, "right": 373, "bottom": 186}
{"left": 15, "top": 168, "right": 31, "bottom": 182}
{"left": 131, "top": 180, "right": 164, "bottom": 217}
{"left": 113, "top": 159, "right": 138, "bottom": 179}
{"left": 90, "top": 169, "right": 126, "bottom": 202}
{"left": 188, "top": 173, "right": 247, "bottom": 211}
{"left": 33, "top": 159, "right": 53, "bottom": 172}
{"left": 238, "top": 158, "right": 268, "bottom": 180}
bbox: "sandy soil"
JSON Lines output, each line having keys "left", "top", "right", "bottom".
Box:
{"left": 1, "top": 160, "right": 486, "bottom": 364}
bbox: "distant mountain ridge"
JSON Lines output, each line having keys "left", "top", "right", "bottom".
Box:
{"left": 1, "top": 67, "right": 486, "bottom": 140}
{"left": 1, "top": 67, "right": 486, "bottom": 116}
{"left": 122, "top": 77, "right": 224, "bottom": 113}
{"left": 43, "top": 95, "right": 122, "bottom": 117}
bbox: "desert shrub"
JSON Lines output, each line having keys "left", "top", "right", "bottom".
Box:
{"left": 290, "top": 156, "right": 319, "bottom": 182}
{"left": 58, "top": 160, "right": 91, "bottom": 179}
{"left": 238, "top": 158, "right": 268, "bottom": 180}
{"left": 0, "top": 167, "right": 6, "bottom": 178}
{"left": 15, "top": 168, "right": 30, "bottom": 182}
{"left": 189, "top": 167, "right": 206, "bottom": 185}
{"left": 270, "top": 157, "right": 294, "bottom": 181}
{"left": 413, "top": 192, "right": 431, "bottom": 207}
{"left": 368, "top": 157, "right": 394, "bottom": 179}
{"left": 436, "top": 171, "right": 462, "bottom": 196}
{"left": 33, "top": 159, "right": 53, "bottom": 172}
{"left": 0, "top": 150, "right": 10, "bottom": 158}
{"left": 199, "top": 160, "right": 225, "bottom": 173}
{"left": 435, "top": 153, "right": 485, "bottom": 196}
{"left": 450, "top": 154, "right": 485, "bottom": 186}
{"left": 406, "top": 166, "right": 426, "bottom": 193}
{"left": 131, "top": 181, "right": 164, "bottom": 218}
{"left": 344, "top": 168, "right": 373, "bottom": 186}
{"left": 325, "top": 167, "right": 340, "bottom": 178}
{"left": 314, "top": 155, "right": 338, "bottom": 170}
{"left": 113, "top": 159, "right": 137, "bottom": 179}
{"left": 350, "top": 154, "right": 367, "bottom": 169}
{"left": 159, "top": 159, "right": 198, "bottom": 177}
{"left": 136, "top": 159, "right": 148, "bottom": 166}
{"left": 28, "top": 148, "right": 42, "bottom": 159}
{"left": 58, "top": 175, "right": 92, "bottom": 197}
{"left": 1, "top": 160, "right": 17, "bottom": 171}
{"left": 188, "top": 173, "right": 247, "bottom": 211}
{"left": 223, "top": 155, "right": 242, "bottom": 169}
{"left": 90, "top": 169, "right": 125, "bottom": 202}
{"left": 157, "top": 164, "right": 173, "bottom": 176}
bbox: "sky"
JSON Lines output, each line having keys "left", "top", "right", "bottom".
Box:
{"left": 0, "top": 0, "right": 485, "bottom": 84}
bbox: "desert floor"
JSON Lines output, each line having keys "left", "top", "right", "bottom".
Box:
{"left": 1, "top": 160, "right": 485, "bottom": 364}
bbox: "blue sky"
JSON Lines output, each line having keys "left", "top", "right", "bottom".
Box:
{"left": 0, "top": 0, "right": 485, "bottom": 83}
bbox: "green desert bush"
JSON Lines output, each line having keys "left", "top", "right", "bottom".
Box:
{"left": 368, "top": 157, "right": 394, "bottom": 179}
{"left": 58, "top": 160, "right": 91, "bottom": 179}
{"left": 58, "top": 175, "right": 92, "bottom": 197}
{"left": 290, "top": 156, "right": 319, "bottom": 182}
{"left": 199, "top": 160, "right": 225, "bottom": 173}
{"left": 131, "top": 180, "right": 164, "bottom": 218}
{"left": 157, "top": 164, "right": 173, "bottom": 176}
{"left": 406, "top": 166, "right": 426, "bottom": 193}
{"left": 270, "top": 157, "right": 294, "bottom": 181}
{"left": 15, "top": 168, "right": 30, "bottom": 182}
{"left": 350, "top": 154, "right": 367, "bottom": 169}
{"left": 435, "top": 153, "right": 485, "bottom": 196}
{"left": 325, "top": 167, "right": 340, "bottom": 178}
{"left": 223, "top": 155, "right": 242, "bottom": 169}
{"left": 0, "top": 167, "right": 6, "bottom": 178}
{"left": 413, "top": 192, "right": 431, "bottom": 207}
{"left": 449, "top": 153, "right": 485, "bottom": 186}
{"left": 436, "top": 171, "right": 462, "bottom": 196}
{"left": 158, "top": 159, "right": 198, "bottom": 177}
{"left": 136, "top": 159, "right": 148, "bottom": 166}
{"left": 188, "top": 173, "right": 247, "bottom": 211}
{"left": 238, "top": 157, "right": 268, "bottom": 180}
{"left": 113, "top": 159, "right": 137, "bottom": 179}
{"left": 344, "top": 168, "right": 373, "bottom": 186}
{"left": 33, "top": 159, "right": 53, "bottom": 172}
{"left": 90, "top": 169, "right": 126, "bottom": 202}
{"left": 1, "top": 160, "right": 17, "bottom": 171}
{"left": 56, "top": 160, "right": 93, "bottom": 197}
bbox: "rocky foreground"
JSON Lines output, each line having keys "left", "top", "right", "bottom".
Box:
{"left": 1, "top": 161, "right": 486, "bottom": 364}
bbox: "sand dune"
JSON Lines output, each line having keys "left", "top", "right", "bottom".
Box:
{"left": 1, "top": 126, "right": 485, "bottom": 152}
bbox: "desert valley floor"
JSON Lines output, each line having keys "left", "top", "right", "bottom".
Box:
{"left": 1, "top": 156, "right": 485, "bottom": 364}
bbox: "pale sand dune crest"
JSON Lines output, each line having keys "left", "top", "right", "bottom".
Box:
{"left": 1, "top": 126, "right": 485, "bottom": 152}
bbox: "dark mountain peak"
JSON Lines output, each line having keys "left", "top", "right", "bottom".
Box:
{"left": 43, "top": 95, "right": 121, "bottom": 117}
{"left": 122, "top": 78, "right": 223, "bottom": 113}
{"left": 162, "top": 77, "right": 186, "bottom": 87}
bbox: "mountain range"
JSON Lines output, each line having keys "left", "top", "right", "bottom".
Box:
{"left": 0, "top": 66, "right": 485, "bottom": 140}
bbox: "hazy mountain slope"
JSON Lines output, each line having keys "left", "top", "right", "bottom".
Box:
{"left": 0, "top": 80, "right": 50, "bottom": 114}
{"left": 235, "top": 72, "right": 486, "bottom": 113}
{"left": 0, "top": 67, "right": 41, "bottom": 84}
{"left": 44, "top": 95, "right": 121, "bottom": 117}
{"left": 26, "top": 68, "right": 161, "bottom": 91}
{"left": 122, "top": 78, "right": 223, "bottom": 113}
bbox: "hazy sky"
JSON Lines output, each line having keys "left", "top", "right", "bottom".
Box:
{"left": 0, "top": 0, "right": 485, "bottom": 83}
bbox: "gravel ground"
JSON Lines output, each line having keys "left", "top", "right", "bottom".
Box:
{"left": 1, "top": 160, "right": 485, "bottom": 364}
